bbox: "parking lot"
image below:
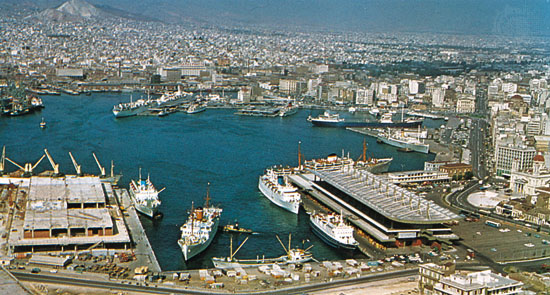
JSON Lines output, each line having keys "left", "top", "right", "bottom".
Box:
{"left": 452, "top": 217, "right": 550, "bottom": 263}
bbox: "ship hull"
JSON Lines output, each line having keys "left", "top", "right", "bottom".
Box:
{"left": 212, "top": 254, "right": 312, "bottom": 269}
{"left": 113, "top": 105, "right": 148, "bottom": 118}
{"left": 365, "top": 159, "right": 392, "bottom": 174}
{"left": 187, "top": 106, "right": 206, "bottom": 114}
{"left": 310, "top": 119, "right": 422, "bottom": 128}
{"left": 179, "top": 215, "right": 220, "bottom": 261}
{"left": 309, "top": 218, "right": 357, "bottom": 250}
{"left": 377, "top": 136, "right": 429, "bottom": 153}
{"left": 258, "top": 177, "right": 300, "bottom": 214}
{"left": 133, "top": 201, "right": 159, "bottom": 219}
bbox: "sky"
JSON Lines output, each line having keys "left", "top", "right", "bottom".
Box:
{"left": 2, "top": 0, "right": 550, "bottom": 36}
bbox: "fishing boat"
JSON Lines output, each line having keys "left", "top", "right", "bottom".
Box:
{"left": 129, "top": 168, "right": 164, "bottom": 219}
{"left": 178, "top": 184, "right": 223, "bottom": 261}
{"left": 258, "top": 167, "right": 301, "bottom": 214}
{"left": 309, "top": 211, "right": 358, "bottom": 250}
{"left": 212, "top": 234, "right": 313, "bottom": 269}
{"left": 39, "top": 117, "right": 46, "bottom": 129}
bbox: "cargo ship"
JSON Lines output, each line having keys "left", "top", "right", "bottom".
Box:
{"left": 212, "top": 234, "right": 313, "bottom": 269}
{"left": 307, "top": 111, "right": 422, "bottom": 128}
{"left": 258, "top": 167, "right": 301, "bottom": 214}
{"left": 309, "top": 212, "right": 358, "bottom": 250}
{"left": 178, "top": 185, "right": 222, "bottom": 261}
{"left": 129, "top": 169, "right": 164, "bottom": 219}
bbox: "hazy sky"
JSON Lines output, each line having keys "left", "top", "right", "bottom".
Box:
{"left": 3, "top": 0, "right": 550, "bottom": 36}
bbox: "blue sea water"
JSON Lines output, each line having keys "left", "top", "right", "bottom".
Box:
{"left": 0, "top": 93, "right": 435, "bottom": 270}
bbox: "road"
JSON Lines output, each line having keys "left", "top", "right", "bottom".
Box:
{"left": 471, "top": 85, "right": 489, "bottom": 179}
{"left": 12, "top": 268, "right": 418, "bottom": 295}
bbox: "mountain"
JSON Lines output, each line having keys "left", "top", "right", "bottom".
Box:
{"left": 26, "top": 0, "right": 155, "bottom": 22}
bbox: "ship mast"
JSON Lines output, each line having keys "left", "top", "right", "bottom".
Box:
{"left": 297, "top": 141, "right": 302, "bottom": 170}
{"left": 190, "top": 201, "right": 195, "bottom": 236}
{"left": 362, "top": 139, "right": 367, "bottom": 162}
{"left": 205, "top": 182, "right": 211, "bottom": 208}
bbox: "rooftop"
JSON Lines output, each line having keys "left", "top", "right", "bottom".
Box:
{"left": 308, "top": 166, "right": 460, "bottom": 224}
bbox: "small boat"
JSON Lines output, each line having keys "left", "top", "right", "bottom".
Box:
{"left": 39, "top": 118, "right": 46, "bottom": 129}
{"left": 187, "top": 103, "right": 207, "bottom": 114}
{"left": 223, "top": 222, "right": 253, "bottom": 234}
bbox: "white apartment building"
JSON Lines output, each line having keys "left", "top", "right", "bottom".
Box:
{"left": 432, "top": 88, "right": 445, "bottom": 107}
{"left": 494, "top": 144, "right": 536, "bottom": 176}
{"left": 456, "top": 98, "right": 475, "bottom": 113}
{"left": 434, "top": 270, "right": 523, "bottom": 295}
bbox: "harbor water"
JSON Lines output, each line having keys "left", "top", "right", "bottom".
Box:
{"left": 0, "top": 93, "right": 435, "bottom": 270}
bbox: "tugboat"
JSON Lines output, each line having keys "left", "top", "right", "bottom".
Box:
{"left": 39, "top": 117, "right": 46, "bottom": 129}
{"left": 222, "top": 221, "right": 253, "bottom": 234}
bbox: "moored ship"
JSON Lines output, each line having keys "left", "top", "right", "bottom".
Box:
{"left": 309, "top": 211, "right": 358, "bottom": 250}
{"left": 307, "top": 111, "right": 422, "bottom": 128}
{"left": 178, "top": 185, "right": 223, "bottom": 261}
{"left": 304, "top": 140, "right": 392, "bottom": 174}
{"left": 113, "top": 97, "right": 151, "bottom": 118}
{"left": 258, "top": 167, "right": 301, "bottom": 214}
{"left": 186, "top": 103, "right": 207, "bottom": 114}
{"left": 129, "top": 169, "right": 164, "bottom": 218}
{"left": 278, "top": 103, "right": 298, "bottom": 117}
{"left": 212, "top": 234, "right": 313, "bottom": 269}
{"left": 376, "top": 129, "right": 429, "bottom": 154}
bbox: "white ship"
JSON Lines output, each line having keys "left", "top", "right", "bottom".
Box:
{"left": 279, "top": 103, "right": 298, "bottom": 117}
{"left": 112, "top": 96, "right": 151, "bottom": 118}
{"left": 376, "top": 128, "right": 429, "bottom": 154}
{"left": 129, "top": 169, "right": 164, "bottom": 218}
{"left": 258, "top": 168, "right": 301, "bottom": 214}
{"left": 186, "top": 103, "right": 207, "bottom": 114}
{"left": 310, "top": 212, "right": 358, "bottom": 250}
{"left": 178, "top": 185, "right": 223, "bottom": 261}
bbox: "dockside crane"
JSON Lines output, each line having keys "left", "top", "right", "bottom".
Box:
{"left": 3, "top": 146, "right": 46, "bottom": 176}
{"left": 92, "top": 153, "right": 106, "bottom": 177}
{"left": 44, "top": 148, "right": 60, "bottom": 176}
{"left": 69, "top": 152, "right": 82, "bottom": 176}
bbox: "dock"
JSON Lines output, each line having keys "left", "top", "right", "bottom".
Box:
{"left": 115, "top": 188, "right": 161, "bottom": 273}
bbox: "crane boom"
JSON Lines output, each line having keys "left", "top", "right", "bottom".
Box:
{"left": 69, "top": 152, "right": 82, "bottom": 175}
{"left": 276, "top": 234, "right": 289, "bottom": 254}
{"left": 5, "top": 157, "right": 24, "bottom": 170}
{"left": 230, "top": 237, "right": 249, "bottom": 260}
{"left": 44, "top": 149, "right": 59, "bottom": 175}
{"left": 92, "top": 153, "right": 106, "bottom": 176}
{"left": 0, "top": 146, "right": 5, "bottom": 174}
{"left": 31, "top": 154, "right": 46, "bottom": 170}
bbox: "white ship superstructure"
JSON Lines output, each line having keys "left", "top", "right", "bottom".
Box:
{"left": 258, "top": 168, "right": 301, "bottom": 214}
{"left": 178, "top": 186, "right": 222, "bottom": 261}
{"left": 310, "top": 212, "right": 358, "bottom": 250}
{"left": 129, "top": 170, "right": 163, "bottom": 218}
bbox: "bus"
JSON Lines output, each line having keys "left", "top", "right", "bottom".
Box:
{"left": 485, "top": 220, "right": 501, "bottom": 228}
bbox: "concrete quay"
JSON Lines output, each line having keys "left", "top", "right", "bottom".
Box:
{"left": 115, "top": 188, "right": 162, "bottom": 273}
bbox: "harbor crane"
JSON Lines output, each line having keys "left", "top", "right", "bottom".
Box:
{"left": 92, "top": 152, "right": 106, "bottom": 177}
{"left": 2, "top": 146, "right": 45, "bottom": 175}
{"left": 69, "top": 152, "right": 82, "bottom": 176}
{"left": 44, "top": 149, "right": 60, "bottom": 176}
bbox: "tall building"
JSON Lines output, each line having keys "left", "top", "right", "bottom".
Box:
{"left": 494, "top": 144, "right": 536, "bottom": 176}
{"left": 181, "top": 58, "right": 206, "bottom": 77}
{"left": 356, "top": 88, "right": 374, "bottom": 105}
{"left": 432, "top": 88, "right": 445, "bottom": 107}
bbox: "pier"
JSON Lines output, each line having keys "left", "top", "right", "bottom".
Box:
{"left": 115, "top": 188, "right": 161, "bottom": 273}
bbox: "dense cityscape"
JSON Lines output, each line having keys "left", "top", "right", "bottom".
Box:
{"left": 1, "top": 0, "right": 550, "bottom": 294}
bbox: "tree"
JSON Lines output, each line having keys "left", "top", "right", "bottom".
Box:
{"left": 464, "top": 171, "right": 474, "bottom": 180}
